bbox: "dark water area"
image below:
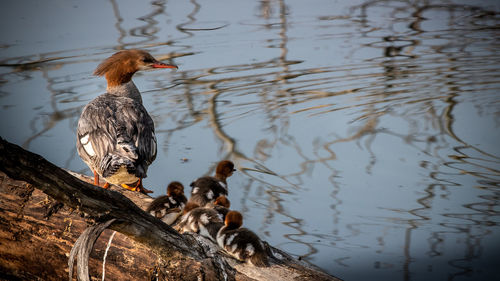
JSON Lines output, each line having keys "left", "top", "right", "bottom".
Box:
{"left": 1, "top": 0, "right": 500, "bottom": 280}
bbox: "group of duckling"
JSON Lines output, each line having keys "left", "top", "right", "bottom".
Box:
{"left": 146, "top": 160, "right": 269, "bottom": 267}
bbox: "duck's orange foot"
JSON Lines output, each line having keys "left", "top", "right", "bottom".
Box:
{"left": 121, "top": 179, "right": 153, "bottom": 194}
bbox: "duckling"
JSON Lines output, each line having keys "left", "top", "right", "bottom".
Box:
{"left": 177, "top": 202, "right": 224, "bottom": 242}
{"left": 216, "top": 211, "right": 269, "bottom": 267}
{"left": 146, "top": 181, "right": 187, "bottom": 225}
{"left": 210, "top": 195, "right": 231, "bottom": 222}
{"left": 189, "top": 160, "right": 235, "bottom": 207}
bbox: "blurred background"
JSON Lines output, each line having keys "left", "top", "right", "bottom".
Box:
{"left": 1, "top": 0, "right": 499, "bottom": 280}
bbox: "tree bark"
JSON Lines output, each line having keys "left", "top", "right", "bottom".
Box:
{"left": 0, "top": 137, "right": 341, "bottom": 281}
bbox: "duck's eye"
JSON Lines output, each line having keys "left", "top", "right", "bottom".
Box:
{"left": 142, "top": 57, "right": 154, "bottom": 63}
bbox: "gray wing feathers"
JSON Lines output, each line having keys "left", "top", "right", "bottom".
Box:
{"left": 76, "top": 95, "right": 156, "bottom": 178}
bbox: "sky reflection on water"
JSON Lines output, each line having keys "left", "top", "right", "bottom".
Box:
{"left": 1, "top": 0, "right": 499, "bottom": 280}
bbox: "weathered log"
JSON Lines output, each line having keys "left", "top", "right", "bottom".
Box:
{"left": 0, "top": 137, "right": 341, "bottom": 281}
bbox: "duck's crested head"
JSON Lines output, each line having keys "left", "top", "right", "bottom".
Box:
{"left": 94, "top": 49, "right": 177, "bottom": 87}
{"left": 183, "top": 201, "right": 200, "bottom": 215}
{"left": 214, "top": 195, "right": 230, "bottom": 208}
{"left": 224, "top": 210, "right": 243, "bottom": 229}
{"left": 216, "top": 160, "right": 236, "bottom": 178}
{"left": 167, "top": 181, "right": 184, "bottom": 196}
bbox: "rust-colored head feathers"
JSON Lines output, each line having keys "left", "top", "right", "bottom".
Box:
{"left": 215, "top": 160, "right": 235, "bottom": 179}
{"left": 214, "top": 196, "right": 231, "bottom": 208}
{"left": 166, "top": 181, "right": 184, "bottom": 197}
{"left": 94, "top": 49, "right": 177, "bottom": 87}
{"left": 225, "top": 210, "right": 243, "bottom": 230}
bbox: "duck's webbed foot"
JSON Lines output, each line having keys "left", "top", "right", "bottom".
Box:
{"left": 121, "top": 179, "right": 153, "bottom": 194}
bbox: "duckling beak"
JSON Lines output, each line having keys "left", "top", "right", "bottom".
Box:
{"left": 152, "top": 61, "right": 178, "bottom": 69}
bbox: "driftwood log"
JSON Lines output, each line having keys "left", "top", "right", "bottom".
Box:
{"left": 0, "top": 137, "right": 341, "bottom": 281}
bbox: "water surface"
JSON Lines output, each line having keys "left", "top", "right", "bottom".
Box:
{"left": 1, "top": 1, "right": 500, "bottom": 280}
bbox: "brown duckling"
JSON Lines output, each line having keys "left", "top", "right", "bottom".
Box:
{"left": 216, "top": 211, "right": 269, "bottom": 267}
{"left": 146, "top": 181, "right": 187, "bottom": 225}
{"left": 177, "top": 202, "right": 224, "bottom": 242}
{"left": 211, "top": 195, "right": 231, "bottom": 222}
{"left": 189, "top": 160, "right": 235, "bottom": 207}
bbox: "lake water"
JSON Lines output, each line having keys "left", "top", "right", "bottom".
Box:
{"left": 1, "top": 0, "right": 499, "bottom": 280}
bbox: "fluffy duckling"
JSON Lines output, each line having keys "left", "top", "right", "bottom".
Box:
{"left": 177, "top": 202, "right": 224, "bottom": 241}
{"left": 146, "top": 181, "right": 187, "bottom": 225}
{"left": 189, "top": 160, "right": 235, "bottom": 207}
{"left": 216, "top": 211, "right": 269, "bottom": 267}
{"left": 211, "top": 195, "right": 231, "bottom": 222}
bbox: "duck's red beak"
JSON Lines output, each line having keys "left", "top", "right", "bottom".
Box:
{"left": 152, "top": 61, "right": 178, "bottom": 69}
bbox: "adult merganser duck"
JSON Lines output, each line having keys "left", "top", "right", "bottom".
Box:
{"left": 76, "top": 49, "right": 177, "bottom": 193}
{"left": 177, "top": 202, "right": 224, "bottom": 242}
{"left": 216, "top": 211, "right": 269, "bottom": 267}
{"left": 189, "top": 160, "right": 235, "bottom": 206}
{"left": 146, "top": 181, "right": 187, "bottom": 225}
